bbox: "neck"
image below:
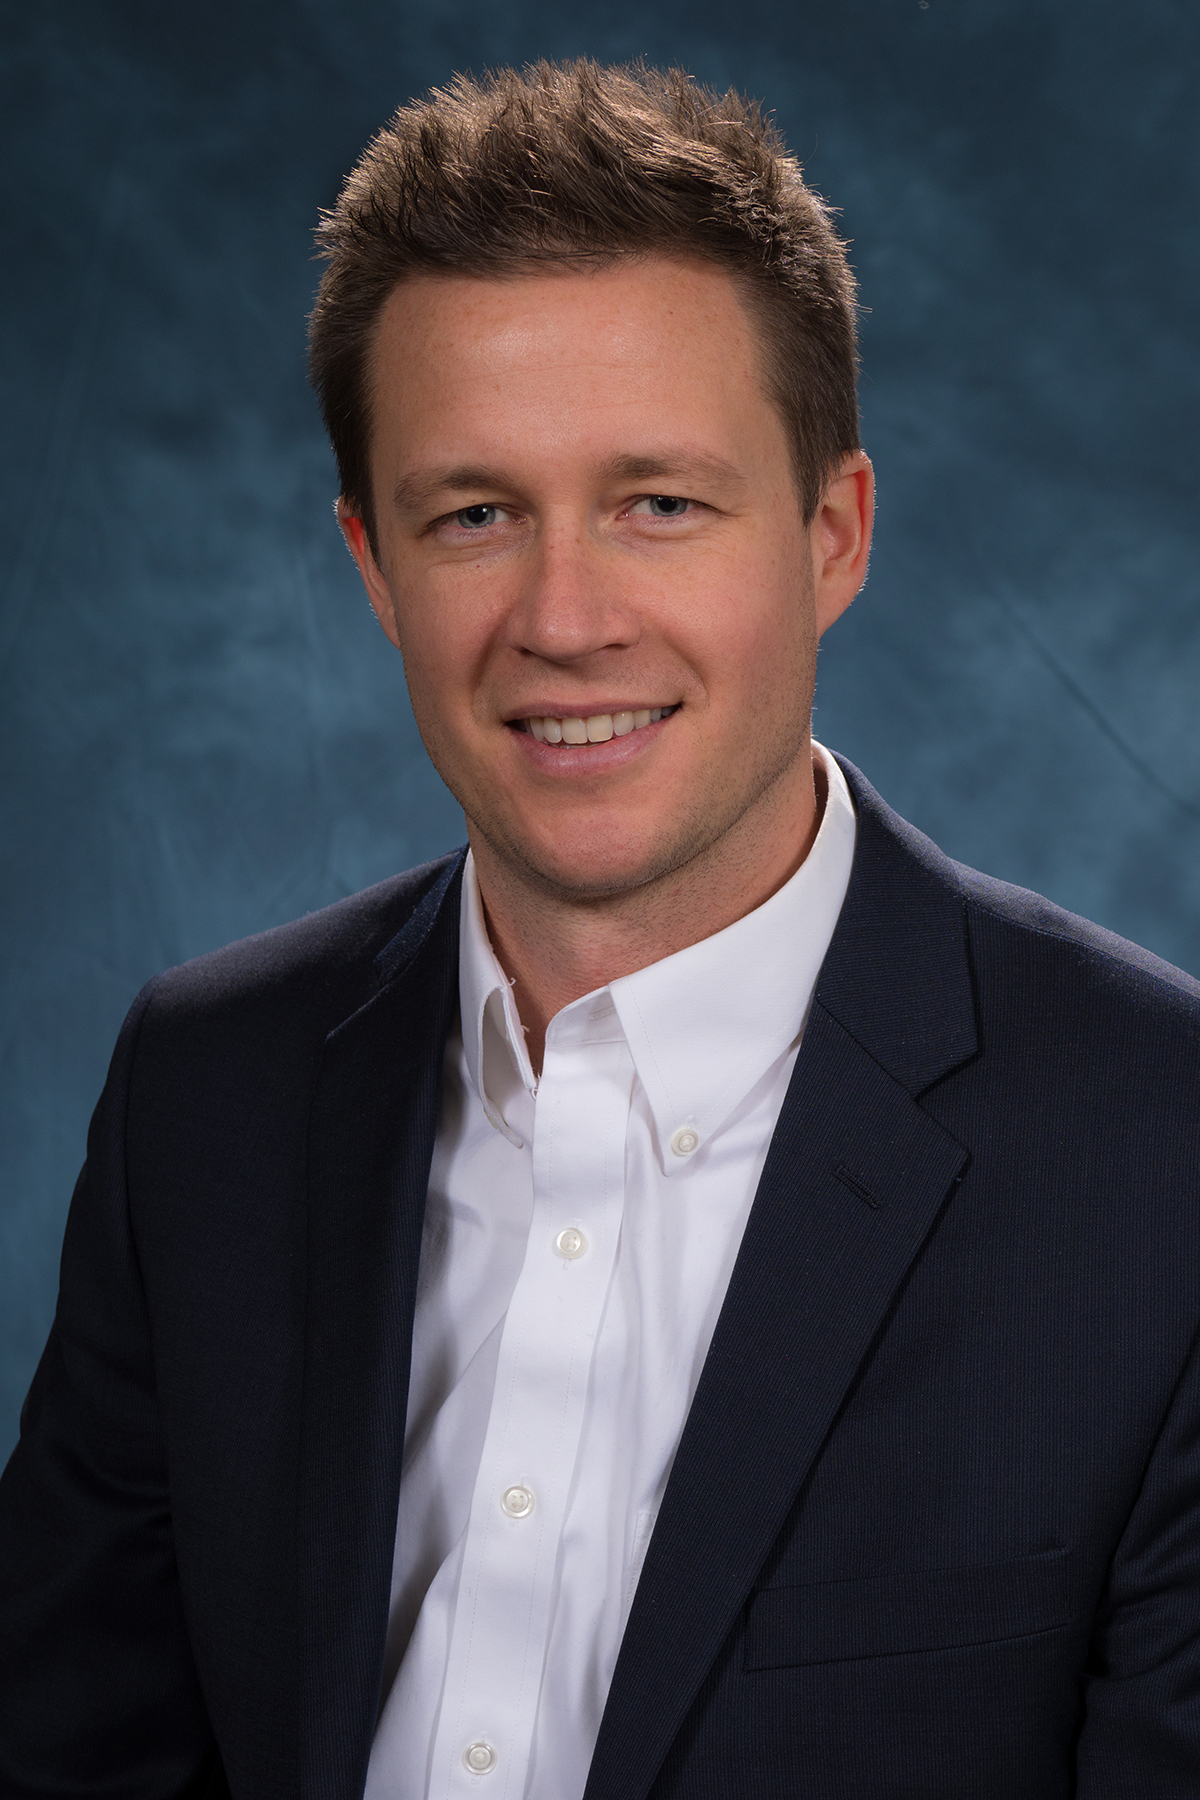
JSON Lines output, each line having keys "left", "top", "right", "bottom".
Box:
{"left": 470, "top": 743, "right": 826, "bottom": 1073}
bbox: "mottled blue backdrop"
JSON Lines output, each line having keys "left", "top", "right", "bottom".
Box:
{"left": 3, "top": 0, "right": 1198, "bottom": 1458}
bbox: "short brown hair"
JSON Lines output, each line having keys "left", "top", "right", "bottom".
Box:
{"left": 309, "top": 60, "right": 859, "bottom": 542}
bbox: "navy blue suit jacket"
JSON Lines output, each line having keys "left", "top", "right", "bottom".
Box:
{"left": 3, "top": 758, "right": 1200, "bottom": 1798}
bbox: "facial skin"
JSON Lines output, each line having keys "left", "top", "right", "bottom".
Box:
{"left": 340, "top": 257, "right": 873, "bottom": 1061}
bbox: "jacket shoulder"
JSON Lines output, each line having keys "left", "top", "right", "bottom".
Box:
{"left": 833, "top": 754, "right": 1200, "bottom": 1075}
{"left": 138, "top": 852, "right": 463, "bottom": 1034}
{"left": 954, "top": 858, "right": 1200, "bottom": 1022}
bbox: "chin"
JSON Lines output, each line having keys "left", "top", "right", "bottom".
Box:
{"left": 496, "top": 816, "right": 708, "bottom": 904}
{"left": 522, "top": 850, "right": 665, "bottom": 902}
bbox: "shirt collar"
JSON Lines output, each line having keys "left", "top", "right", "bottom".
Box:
{"left": 457, "top": 743, "right": 857, "bottom": 1164}
{"left": 459, "top": 853, "right": 539, "bottom": 1145}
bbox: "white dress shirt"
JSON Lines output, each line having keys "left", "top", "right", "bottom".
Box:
{"left": 365, "top": 744, "right": 857, "bottom": 1800}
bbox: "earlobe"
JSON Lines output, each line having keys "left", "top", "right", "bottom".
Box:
{"left": 813, "top": 453, "right": 874, "bottom": 637}
{"left": 336, "top": 497, "right": 403, "bottom": 649}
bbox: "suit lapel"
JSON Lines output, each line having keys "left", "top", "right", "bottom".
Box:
{"left": 584, "top": 762, "right": 978, "bottom": 1800}
{"left": 298, "top": 856, "right": 463, "bottom": 1799}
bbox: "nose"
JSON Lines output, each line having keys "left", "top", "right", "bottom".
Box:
{"left": 503, "top": 523, "right": 640, "bottom": 664}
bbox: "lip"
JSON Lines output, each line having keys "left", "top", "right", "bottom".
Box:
{"left": 505, "top": 708, "right": 675, "bottom": 776}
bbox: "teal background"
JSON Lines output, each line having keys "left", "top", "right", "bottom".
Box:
{"left": 2, "top": 0, "right": 1198, "bottom": 1459}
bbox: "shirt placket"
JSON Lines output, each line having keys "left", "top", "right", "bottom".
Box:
{"left": 428, "top": 1002, "right": 632, "bottom": 1799}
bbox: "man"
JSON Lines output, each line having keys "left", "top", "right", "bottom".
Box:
{"left": 2, "top": 58, "right": 1199, "bottom": 1800}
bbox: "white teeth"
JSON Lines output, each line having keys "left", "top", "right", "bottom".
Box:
{"left": 522, "top": 706, "right": 673, "bottom": 744}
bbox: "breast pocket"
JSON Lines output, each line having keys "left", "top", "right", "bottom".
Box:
{"left": 744, "top": 1546, "right": 1072, "bottom": 1671}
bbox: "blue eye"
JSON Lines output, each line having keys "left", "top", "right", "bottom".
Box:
{"left": 646, "top": 495, "right": 689, "bottom": 516}
{"left": 456, "top": 505, "right": 497, "bottom": 529}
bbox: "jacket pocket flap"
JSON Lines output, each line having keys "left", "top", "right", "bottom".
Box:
{"left": 744, "top": 1547, "right": 1072, "bottom": 1670}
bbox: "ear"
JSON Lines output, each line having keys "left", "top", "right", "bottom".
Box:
{"left": 811, "top": 452, "right": 874, "bottom": 636}
{"left": 337, "top": 497, "right": 402, "bottom": 650}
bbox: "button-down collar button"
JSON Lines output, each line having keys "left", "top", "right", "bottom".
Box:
{"left": 501, "top": 1484, "right": 534, "bottom": 1518}
{"left": 463, "top": 1741, "right": 497, "bottom": 1774}
{"left": 554, "top": 1226, "right": 587, "bottom": 1259}
{"left": 671, "top": 1126, "right": 700, "bottom": 1157}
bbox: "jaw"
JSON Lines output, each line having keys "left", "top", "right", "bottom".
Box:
{"left": 468, "top": 757, "right": 703, "bottom": 904}
{"left": 407, "top": 619, "right": 819, "bottom": 914}
{"left": 457, "top": 711, "right": 816, "bottom": 911}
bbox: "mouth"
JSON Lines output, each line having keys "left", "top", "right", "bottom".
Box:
{"left": 510, "top": 705, "right": 679, "bottom": 745}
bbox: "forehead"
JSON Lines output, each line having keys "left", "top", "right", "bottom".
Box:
{"left": 366, "top": 257, "right": 785, "bottom": 474}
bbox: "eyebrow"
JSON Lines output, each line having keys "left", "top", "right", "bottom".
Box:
{"left": 392, "top": 465, "right": 513, "bottom": 515}
{"left": 391, "top": 449, "right": 748, "bottom": 516}
{"left": 596, "top": 450, "right": 748, "bottom": 491}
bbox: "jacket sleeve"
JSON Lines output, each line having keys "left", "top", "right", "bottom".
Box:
{"left": 0, "top": 983, "right": 220, "bottom": 1798}
{"left": 1075, "top": 1311, "right": 1200, "bottom": 1793}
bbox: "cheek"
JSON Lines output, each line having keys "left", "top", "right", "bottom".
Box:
{"left": 390, "top": 578, "right": 495, "bottom": 712}
{"left": 385, "top": 614, "right": 458, "bottom": 751}
{"left": 694, "top": 567, "right": 814, "bottom": 695}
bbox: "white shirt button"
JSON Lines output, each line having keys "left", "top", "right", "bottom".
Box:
{"left": 501, "top": 1484, "right": 534, "bottom": 1518}
{"left": 463, "top": 1740, "right": 497, "bottom": 1774}
{"left": 554, "top": 1226, "right": 587, "bottom": 1259}
{"left": 670, "top": 1126, "right": 700, "bottom": 1157}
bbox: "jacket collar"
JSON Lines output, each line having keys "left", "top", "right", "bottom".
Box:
{"left": 816, "top": 754, "right": 978, "bottom": 1094}
{"left": 584, "top": 757, "right": 978, "bottom": 1800}
{"left": 299, "top": 852, "right": 464, "bottom": 1800}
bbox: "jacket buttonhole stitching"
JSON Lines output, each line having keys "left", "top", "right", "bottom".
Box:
{"left": 833, "top": 1161, "right": 881, "bottom": 1208}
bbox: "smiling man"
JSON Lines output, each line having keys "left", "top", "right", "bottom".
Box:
{"left": 3, "top": 60, "right": 1200, "bottom": 1800}
{"left": 339, "top": 256, "right": 869, "bottom": 1066}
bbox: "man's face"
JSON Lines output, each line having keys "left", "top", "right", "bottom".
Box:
{"left": 343, "top": 257, "right": 870, "bottom": 903}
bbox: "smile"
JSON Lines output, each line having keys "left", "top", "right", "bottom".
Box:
{"left": 515, "top": 706, "right": 678, "bottom": 745}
